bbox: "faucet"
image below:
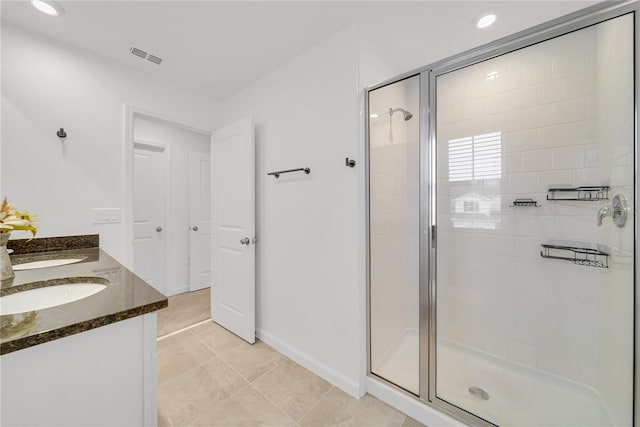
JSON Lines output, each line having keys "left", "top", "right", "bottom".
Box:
{"left": 597, "top": 194, "right": 628, "bottom": 228}
{"left": 597, "top": 206, "right": 612, "bottom": 226}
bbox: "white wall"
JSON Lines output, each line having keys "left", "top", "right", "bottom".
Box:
{"left": 1, "top": 23, "right": 221, "bottom": 262}
{"left": 223, "top": 25, "right": 363, "bottom": 396}
{"left": 133, "top": 117, "right": 211, "bottom": 296}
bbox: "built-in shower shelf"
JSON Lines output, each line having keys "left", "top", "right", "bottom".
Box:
{"left": 509, "top": 198, "right": 541, "bottom": 207}
{"left": 546, "top": 186, "right": 609, "bottom": 201}
{"left": 540, "top": 244, "right": 609, "bottom": 268}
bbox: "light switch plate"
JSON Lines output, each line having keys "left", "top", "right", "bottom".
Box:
{"left": 92, "top": 208, "right": 121, "bottom": 224}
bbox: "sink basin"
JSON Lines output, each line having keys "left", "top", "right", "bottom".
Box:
{"left": 0, "top": 282, "right": 107, "bottom": 315}
{"left": 13, "top": 258, "right": 86, "bottom": 271}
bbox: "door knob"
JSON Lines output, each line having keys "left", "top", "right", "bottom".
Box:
{"left": 192, "top": 226, "right": 199, "bottom": 231}
{"left": 240, "top": 238, "right": 250, "bottom": 245}
{"left": 155, "top": 226, "right": 163, "bottom": 232}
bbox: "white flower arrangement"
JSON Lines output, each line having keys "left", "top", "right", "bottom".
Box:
{"left": 0, "top": 197, "right": 37, "bottom": 236}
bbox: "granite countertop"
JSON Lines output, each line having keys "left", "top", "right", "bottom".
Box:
{"left": 0, "top": 235, "right": 168, "bottom": 355}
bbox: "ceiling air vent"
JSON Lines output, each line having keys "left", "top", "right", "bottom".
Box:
{"left": 129, "top": 45, "right": 163, "bottom": 65}
{"left": 129, "top": 46, "right": 147, "bottom": 59}
{"left": 147, "top": 55, "right": 163, "bottom": 65}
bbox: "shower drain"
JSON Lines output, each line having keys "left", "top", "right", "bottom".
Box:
{"left": 468, "top": 386, "right": 490, "bottom": 400}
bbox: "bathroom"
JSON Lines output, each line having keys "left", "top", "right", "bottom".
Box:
{"left": 0, "top": 1, "right": 637, "bottom": 426}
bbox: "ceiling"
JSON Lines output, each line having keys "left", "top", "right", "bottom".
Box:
{"left": 1, "top": 1, "right": 366, "bottom": 100}
{"left": 1, "top": 1, "right": 600, "bottom": 101}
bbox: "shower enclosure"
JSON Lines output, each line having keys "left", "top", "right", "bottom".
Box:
{"left": 366, "top": 3, "right": 637, "bottom": 426}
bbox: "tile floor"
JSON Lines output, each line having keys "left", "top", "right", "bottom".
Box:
{"left": 157, "top": 288, "right": 211, "bottom": 337}
{"left": 157, "top": 321, "right": 425, "bottom": 427}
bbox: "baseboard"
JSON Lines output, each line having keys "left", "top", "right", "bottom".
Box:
{"left": 366, "top": 376, "right": 465, "bottom": 427}
{"left": 167, "top": 286, "right": 189, "bottom": 297}
{"left": 256, "top": 328, "right": 363, "bottom": 398}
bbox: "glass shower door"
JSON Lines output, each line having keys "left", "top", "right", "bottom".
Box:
{"left": 368, "top": 75, "right": 420, "bottom": 394}
{"left": 433, "top": 13, "right": 634, "bottom": 426}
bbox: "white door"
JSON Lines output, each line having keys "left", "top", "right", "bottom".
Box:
{"left": 211, "top": 118, "right": 255, "bottom": 343}
{"left": 133, "top": 142, "right": 167, "bottom": 294}
{"left": 189, "top": 151, "right": 212, "bottom": 292}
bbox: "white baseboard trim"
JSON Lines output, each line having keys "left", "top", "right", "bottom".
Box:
{"left": 256, "top": 328, "right": 363, "bottom": 398}
{"left": 365, "top": 376, "right": 465, "bottom": 427}
{"left": 167, "top": 286, "right": 189, "bottom": 297}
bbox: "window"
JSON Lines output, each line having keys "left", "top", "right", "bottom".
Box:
{"left": 463, "top": 200, "right": 479, "bottom": 212}
{"left": 448, "top": 132, "right": 502, "bottom": 182}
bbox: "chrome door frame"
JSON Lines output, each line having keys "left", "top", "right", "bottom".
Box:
{"left": 364, "top": 1, "right": 639, "bottom": 426}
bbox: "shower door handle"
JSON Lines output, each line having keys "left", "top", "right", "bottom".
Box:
{"left": 431, "top": 225, "right": 436, "bottom": 248}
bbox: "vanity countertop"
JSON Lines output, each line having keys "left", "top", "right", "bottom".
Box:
{"left": 1, "top": 236, "right": 167, "bottom": 355}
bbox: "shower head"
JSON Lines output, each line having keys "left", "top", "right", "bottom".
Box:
{"left": 389, "top": 107, "right": 413, "bottom": 121}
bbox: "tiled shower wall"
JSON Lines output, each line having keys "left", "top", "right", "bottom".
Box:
{"left": 594, "top": 13, "right": 634, "bottom": 426}
{"left": 436, "top": 13, "right": 633, "bottom": 423}
{"left": 369, "top": 76, "right": 419, "bottom": 375}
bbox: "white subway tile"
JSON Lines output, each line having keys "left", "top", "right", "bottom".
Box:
{"left": 504, "top": 129, "right": 537, "bottom": 153}
{"left": 614, "top": 153, "right": 635, "bottom": 187}
{"left": 471, "top": 115, "right": 498, "bottom": 135}
{"left": 522, "top": 149, "right": 552, "bottom": 172}
{"left": 570, "top": 72, "right": 596, "bottom": 97}
{"left": 512, "top": 319, "right": 539, "bottom": 346}
{"left": 552, "top": 52, "right": 586, "bottom": 79}
{"left": 506, "top": 153, "right": 523, "bottom": 173}
{"left": 571, "top": 168, "right": 599, "bottom": 187}
{"left": 501, "top": 105, "right": 551, "bottom": 132}
{"left": 507, "top": 85, "right": 537, "bottom": 110}
{"left": 584, "top": 144, "right": 598, "bottom": 168}
{"left": 485, "top": 92, "right": 508, "bottom": 116}
{"left": 585, "top": 95, "right": 597, "bottom": 119}
{"left": 538, "top": 170, "right": 572, "bottom": 193}
{"left": 568, "top": 120, "right": 596, "bottom": 146}
{"left": 496, "top": 68, "right": 524, "bottom": 93}
{"left": 537, "top": 78, "right": 570, "bottom": 104}
{"left": 552, "top": 146, "right": 584, "bottom": 170}
{"left": 437, "top": 103, "right": 456, "bottom": 125}
{"left": 535, "top": 104, "right": 553, "bottom": 127}
{"left": 522, "top": 58, "right": 552, "bottom": 86}
{"left": 470, "top": 78, "right": 497, "bottom": 99}
{"left": 508, "top": 173, "right": 538, "bottom": 194}
{"left": 552, "top": 98, "right": 586, "bottom": 124}
{"left": 537, "top": 124, "right": 569, "bottom": 149}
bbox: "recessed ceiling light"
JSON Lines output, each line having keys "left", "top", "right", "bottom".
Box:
{"left": 476, "top": 13, "right": 497, "bottom": 29}
{"left": 31, "top": 0, "right": 64, "bottom": 16}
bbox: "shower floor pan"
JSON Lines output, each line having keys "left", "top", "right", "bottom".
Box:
{"left": 372, "top": 329, "right": 420, "bottom": 394}
{"left": 373, "top": 331, "right": 613, "bottom": 426}
{"left": 437, "top": 339, "right": 613, "bottom": 426}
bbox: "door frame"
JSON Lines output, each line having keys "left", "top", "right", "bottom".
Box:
{"left": 364, "top": 1, "right": 639, "bottom": 426}
{"left": 123, "top": 105, "right": 212, "bottom": 274}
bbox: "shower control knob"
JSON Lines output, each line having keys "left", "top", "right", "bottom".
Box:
{"left": 240, "top": 238, "right": 250, "bottom": 245}
{"left": 192, "top": 226, "right": 199, "bottom": 231}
